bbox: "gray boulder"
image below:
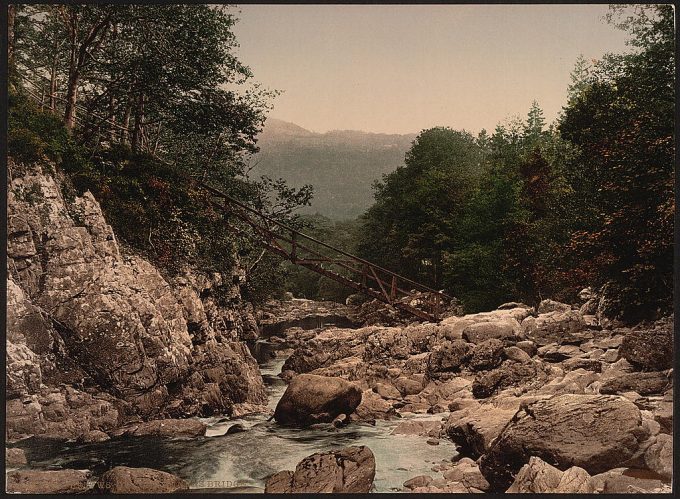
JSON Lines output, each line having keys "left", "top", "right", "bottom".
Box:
{"left": 274, "top": 374, "right": 362, "bottom": 426}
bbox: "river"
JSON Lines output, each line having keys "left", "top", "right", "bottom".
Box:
{"left": 12, "top": 339, "right": 458, "bottom": 493}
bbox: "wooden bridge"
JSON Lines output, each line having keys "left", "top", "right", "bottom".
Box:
{"left": 199, "top": 182, "right": 454, "bottom": 322}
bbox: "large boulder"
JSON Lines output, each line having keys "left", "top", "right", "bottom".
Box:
{"left": 110, "top": 418, "right": 207, "bottom": 438}
{"left": 469, "top": 339, "right": 505, "bottom": 371}
{"left": 462, "top": 321, "right": 517, "bottom": 344}
{"left": 620, "top": 325, "right": 673, "bottom": 370}
{"left": 600, "top": 371, "right": 670, "bottom": 396}
{"left": 506, "top": 456, "right": 595, "bottom": 493}
{"left": 6, "top": 469, "right": 89, "bottom": 494}
{"left": 472, "top": 360, "right": 549, "bottom": 399}
{"left": 426, "top": 340, "right": 472, "bottom": 376}
{"left": 479, "top": 394, "right": 652, "bottom": 491}
{"left": 521, "top": 311, "right": 586, "bottom": 346}
{"left": 644, "top": 433, "right": 673, "bottom": 480}
{"left": 445, "top": 404, "right": 517, "bottom": 458}
{"left": 264, "top": 446, "right": 375, "bottom": 493}
{"left": 94, "top": 466, "right": 189, "bottom": 493}
{"left": 274, "top": 374, "right": 362, "bottom": 426}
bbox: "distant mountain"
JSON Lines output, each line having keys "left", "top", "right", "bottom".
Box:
{"left": 251, "top": 118, "right": 417, "bottom": 220}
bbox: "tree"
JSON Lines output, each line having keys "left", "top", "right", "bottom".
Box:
{"left": 558, "top": 4, "right": 674, "bottom": 321}
{"left": 357, "top": 127, "right": 484, "bottom": 288}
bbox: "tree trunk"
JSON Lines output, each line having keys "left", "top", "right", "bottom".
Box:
{"left": 131, "top": 92, "right": 145, "bottom": 152}
{"left": 8, "top": 5, "right": 16, "bottom": 67}
{"left": 64, "top": 66, "right": 79, "bottom": 131}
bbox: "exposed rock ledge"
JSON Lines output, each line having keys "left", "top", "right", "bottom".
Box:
{"left": 7, "top": 159, "right": 266, "bottom": 441}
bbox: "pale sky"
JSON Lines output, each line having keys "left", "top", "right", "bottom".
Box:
{"left": 231, "top": 4, "right": 631, "bottom": 135}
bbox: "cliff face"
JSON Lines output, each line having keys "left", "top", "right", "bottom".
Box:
{"left": 6, "top": 160, "right": 266, "bottom": 441}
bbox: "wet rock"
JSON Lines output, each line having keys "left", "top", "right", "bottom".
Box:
{"left": 95, "top": 466, "right": 189, "bottom": 493}
{"left": 265, "top": 446, "right": 375, "bottom": 493}
{"left": 600, "top": 371, "right": 670, "bottom": 396}
{"left": 352, "top": 390, "right": 397, "bottom": 421}
{"left": 332, "top": 413, "right": 348, "bottom": 428}
{"left": 274, "top": 374, "right": 362, "bottom": 426}
{"left": 479, "top": 394, "right": 652, "bottom": 490}
{"left": 6, "top": 469, "right": 89, "bottom": 494}
{"left": 6, "top": 447, "right": 27, "bottom": 466}
{"left": 112, "top": 419, "right": 207, "bottom": 438}
{"left": 620, "top": 325, "right": 673, "bottom": 370}
{"left": 506, "top": 457, "right": 595, "bottom": 493}
{"left": 392, "top": 420, "right": 441, "bottom": 437}
{"left": 426, "top": 340, "right": 472, "bottom": 376}
{"left": 445, "top": 404, "right": 517, "bottom": 458}
{"left": 264, "top": 470, "right": 295, "bottom": 493}
{"left": 403, "top": 475, "right": 433, "bottom": 489}
{"left": 469, "top": 339, "right": 504, "bottom": 371}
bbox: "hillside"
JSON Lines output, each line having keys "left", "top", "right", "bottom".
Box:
{"left": 251, "top": 118, "right": 417, "bottom": 219}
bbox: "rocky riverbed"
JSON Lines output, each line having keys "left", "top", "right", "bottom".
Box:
{"left": 5, "top": 159, "right": 674, "bottom": 493}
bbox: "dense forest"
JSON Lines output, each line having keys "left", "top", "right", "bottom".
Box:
{"left": 8, "top": 5, "right": 673, "bottom": 323}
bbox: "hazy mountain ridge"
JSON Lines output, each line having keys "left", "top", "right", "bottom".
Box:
{"left": 252, "top": 118, "right": 417, "bottom": 219}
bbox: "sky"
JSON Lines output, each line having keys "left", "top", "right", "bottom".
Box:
{"left": 231, "top": 4, "right": 631, "bottom": 135}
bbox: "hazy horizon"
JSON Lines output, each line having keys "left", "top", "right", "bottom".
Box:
{"left": 233, "top": 4, "right": 631, "bottom": 135}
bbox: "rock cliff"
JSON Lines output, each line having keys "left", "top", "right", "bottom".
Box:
{"left": 7, "top": 159, "right": 266, "bottom": 441}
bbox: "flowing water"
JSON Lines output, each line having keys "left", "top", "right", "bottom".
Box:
{"left": 12, "top": 339, "right": 457, "bottom": 493}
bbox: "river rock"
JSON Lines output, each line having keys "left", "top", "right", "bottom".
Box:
{"left": 479, "top": 394, "right": 652, "bottom": 490}
{"left": 506, "top": 457, "right": 595, "bottom": 493}
{"left": 469, "top": 339, "right": 504, "bottom": 371}
{"left": 403, "top": 475, "right": 433, "bottom": 489}
{"left": 392, "top": 420, "right": 441, "bottom": 437}
{"left": 600, "top": 371, "right": 670, "bottom": 396}
{"left": 373, "top": 382, "right": 401, "bottom": 400}
{"left": 274, "top": 374, "right": 362, "bottom": 426}
{"left": 351, "top": 389, "right": 397, "bottom": 421}
{"left": 620, "top": 325, "right": 673, "bottom": 370}
{"left": 462, "top": 321, "right": 517, "bottom": 344}
{"left": 264, "top": 446, "right": 375, "bottom": 493}
{"left": 6, "top": 469, "right": 89, "bottom": 494}
{"left": 644, "top": 433, "right": 672, "bottom": 479}
{"left": 445, "top": 404, "right": 517, "bottom": 458}
{"left": 503, "top": 346, "right": 531, "bottom": 363}
{"left": 472, "top": 360, "right": 548, "bottom": 399}
{"left": 95, "top": 466, "right": 189, "bottom": 493}
{"left": 427, "top": 340, "right": 473, "bottom": 376}
{"left": 521, "top": 310, "right": 586, "bottom": 346}
{"left": 112, "top": 418, "right": 207, "bottom": 438}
